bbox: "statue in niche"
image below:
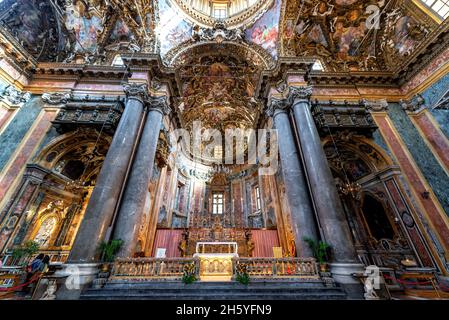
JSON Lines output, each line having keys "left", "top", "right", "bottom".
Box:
{"left": 34, "top": 216, "right": 58, "bottom": 248}
{"left": 34, "top": 201, "right": 65, "bottom": 247}
{"left": 178, "top": 229, "right": 189, "bottom": 257}
{"left": 286, "top": 230, "right": 296, "bottom": 257}
{"left": 245, "top": 230, "right": 255, "bottom": 257}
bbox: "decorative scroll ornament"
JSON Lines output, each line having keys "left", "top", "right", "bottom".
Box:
{"left": 155, "top": 128, "right": 171, "bottom": 168}
{"left": 123, "top": 83, "right": 148, "bottom": 100}
{"left": 400, "top": 94, "right": 426, "bottom": 113}
{"left": 266, "top": 97, "right": 290, "bottom": 118}
{"left": 288, "top": 86, "right": 313, "bottom": 104}
{"left": 363, "top": 99, "right": 389, "bottom": 112}
{"left": 192, "top": 21, "right": 244, "bottom": 44}
{"left": 1, "top": 85, "right": 31, "bottom": 105}
{"left": 41, "top": 92, "right": 72, "bottom": 105}
{"left": 147, "top": 95, "right": 171, "bottom": 116}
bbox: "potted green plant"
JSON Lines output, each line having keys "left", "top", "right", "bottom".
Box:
{"left": 303, "top": 237, "right": 331, "bottom": 272}
{"left": 98, "top": 239, "right": 123, "bottom": 272}
{"left": 235, "top": 263, "right": 250, "bottom": 285}
{"left": 182, "top": 263, "right": 197, "bottom": 284}
{"left": 11, "top": 240, "right": 40, "bottom": 266}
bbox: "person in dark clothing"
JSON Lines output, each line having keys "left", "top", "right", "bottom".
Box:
{"left": 21, "top": 254, "right": 48, "bottom": 297}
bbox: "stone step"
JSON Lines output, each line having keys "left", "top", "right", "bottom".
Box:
{"left": 81, "top": 280, "right": 348, "bottom": 300}
{"left": 91, "top": 287, "right": 344, "bottom": 295}
{"left": 103, "top": 280, "right": 326, "bottom": 290}
{"left": 82, "top": 293, "right": 347, "bottom": 300}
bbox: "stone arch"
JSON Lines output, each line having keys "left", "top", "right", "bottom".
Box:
{"left": 166, "top": 40, "right": 276, "bottom": 70}
{"left": 323, "top": 134, "right": 393, "bottom": 182}
{"left": 34, "top": 128, "right": 111, "bottom": 185}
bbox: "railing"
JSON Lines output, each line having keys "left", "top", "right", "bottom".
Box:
{"left": 111, "top": 258, "right": 200, "bottom": 280}
{"left": 111, "top": 257, "right": 320, "bottom": 280}
{"left": 236, "top": 258, "right": 320, "bottom": 279}
{"left": 2, "top": 249, "right": 69, "bottom": 266}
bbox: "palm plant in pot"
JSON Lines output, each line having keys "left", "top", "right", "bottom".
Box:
{"left": 98, "top": 239, "right": 123, "bottom": 273}
{"left": 303, "top": 237, "right": 331, "bottom": 272}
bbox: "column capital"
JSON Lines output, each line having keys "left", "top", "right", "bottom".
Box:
{"left": 288, "top": 85, "right": 313, "bottom": 104}
{"left": 400, "top": 94, "right": 426, "bottom": 114}
{"left": 123, "top": 83, "right": 148, "bottom": 101}
{"left": 266, "top": 97, "right": 290, "bottom": 118}
{"left": 147, "top": 95, "right": 171, "bottom": 116}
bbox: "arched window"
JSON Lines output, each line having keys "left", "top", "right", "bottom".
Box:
{"left": 361, "top": 195, "right": 395, "bottom": 240}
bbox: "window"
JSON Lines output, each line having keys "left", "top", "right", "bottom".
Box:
{"left": 255, "top": 186, "right": 262, "bottom": 211}
{"left": 213, "top": 4, "right": 227, "bottom": 19}
{"left": 420, "top": 0, "right": 449, "bottom": 19}
{"left": 212, "top": 193, "right": 224, "bottom": 214}
{"left": 312, "top": 60, "right": 324, "bottom": 71}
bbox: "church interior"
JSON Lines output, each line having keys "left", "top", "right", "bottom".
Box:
{"left": 0, "top": 0, "right": 449, "bottom": 300}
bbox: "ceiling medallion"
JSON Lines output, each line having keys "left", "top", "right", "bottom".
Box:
{"left": 169, "top": 0, "right": 275, "bottom": 29}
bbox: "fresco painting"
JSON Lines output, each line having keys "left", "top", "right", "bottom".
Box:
{"left": 245, "top": 0, "right": 281, "bottom": 58}
{"left": 65, "top": 2, "right": 104, "bottom": 53}
{"left": 109, "top": 19, "right": 135, "bottom": 43}
{"left": 158, "top": 0, "right": 192, "bottom": 56}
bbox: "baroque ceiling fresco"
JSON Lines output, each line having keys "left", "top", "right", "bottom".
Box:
{"left": 0, "top": 0, "right": 448, "bottom": 134}
{"left": 282, "top": 0, "right": 439, "bottom": 72}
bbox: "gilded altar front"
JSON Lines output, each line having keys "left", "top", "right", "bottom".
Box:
{"left": 194, "top": 242, "right": 238, "bottom": 281}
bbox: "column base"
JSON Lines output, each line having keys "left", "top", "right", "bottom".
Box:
{"left": 330, "top": 263, "right": 365, "bottom": 299}
{"left": 53, "top": 263, "right": 100, "bottom": 300}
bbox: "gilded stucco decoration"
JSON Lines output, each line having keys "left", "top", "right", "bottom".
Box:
{"left": 281, "top": 0, "right": 438, "bottom": 72}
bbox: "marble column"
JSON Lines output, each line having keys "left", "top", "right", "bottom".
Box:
{"left": 267, "top": 98, "right": 318, "bottom": 257}
{"left": 114, "top": 96, "right": 171, "bottom": 258}
{"left": 288, "top": 86, "right": 356, "bottom": 263}
{"left": 68, "top": 83, "right": 147, "bottom": 263}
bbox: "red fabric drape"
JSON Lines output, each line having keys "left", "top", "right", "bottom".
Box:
{"left": 152, "top": 229, "right": 279, "bottom": 258}
{"left": 251, "top": 230, "right": 280, "bottom": 257}
{"left": 152, "top": 229, "right": 183, "bottom": 257}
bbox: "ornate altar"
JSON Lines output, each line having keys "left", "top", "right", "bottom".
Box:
{"left": 193, "top": 242, "right": 238, "bottom": 281}
{"left": 178, "top": 215, "right": 255, "bottom": 258}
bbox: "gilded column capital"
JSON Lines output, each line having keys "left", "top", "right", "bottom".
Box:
{"left": 123, "top": 83, "right": 148, "bottom": 101}
{"left": 288, "top": 85, "right": 313, "bottom": 104}
{"left": 266, "top": 97, "right": 290, "bottom": 118}
{"left": 147, "top": 95, "right": 171, "bottom": 116}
